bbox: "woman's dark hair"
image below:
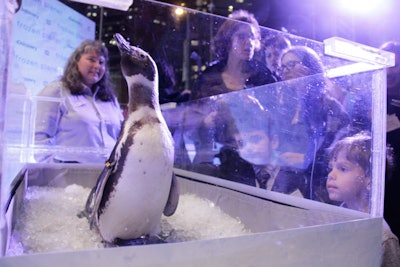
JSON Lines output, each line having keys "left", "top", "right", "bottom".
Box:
{"left": 212, "top": 10, "right": 261, "bottom": 62}
{"left": 281, "top": 46, "right": 330, "bottom": 126}
{"left": 283, "top": 45, "right": 326, "bottom": 96}
{"left": 61, "top": 40, "right": 116, "bottom": 102}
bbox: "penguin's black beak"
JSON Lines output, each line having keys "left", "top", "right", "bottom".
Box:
{"left": 114, "top": 33, "right": 131, "bottom": 54}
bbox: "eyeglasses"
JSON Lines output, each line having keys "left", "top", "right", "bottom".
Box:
{"left": 277, "top": 60, "right": 302, "bottom": 75}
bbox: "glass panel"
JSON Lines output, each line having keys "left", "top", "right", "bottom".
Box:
{"left": 132, "top": 1, "right": 387, "bottom": 215}
{"left": 4, "top": 0, "right": 389, "bottom": 216}
{"left": 165, "top": 71, "right": 374, "bottom": 201}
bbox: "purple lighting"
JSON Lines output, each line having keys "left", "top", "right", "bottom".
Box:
{"left": 337, "top": 0, "right": 391, "bottom": 16}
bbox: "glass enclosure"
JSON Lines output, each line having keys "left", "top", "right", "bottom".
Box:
{"left": 3, "top": 0, "right": 393, "bottom": 218}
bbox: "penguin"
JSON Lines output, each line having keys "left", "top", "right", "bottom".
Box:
{"left": 82, "top": 33, "right": 179, "bottom": 245}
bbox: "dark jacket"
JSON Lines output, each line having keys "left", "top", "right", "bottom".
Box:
{"left": 191, "top": 60, "right": 277, "bottom": 100}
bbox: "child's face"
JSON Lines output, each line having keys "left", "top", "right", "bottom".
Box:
{"left": 326, "top": 149, "right": 370, "bottom": 206}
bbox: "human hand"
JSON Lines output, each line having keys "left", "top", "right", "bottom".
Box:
{"left": 278, "top": 152, "right": 305, "bottom": 167}
{"left": 203, "top": 111, "right": 218, "bottom": 127}
{"left": 181, "top": 89, "right": 191, "bottom": 95}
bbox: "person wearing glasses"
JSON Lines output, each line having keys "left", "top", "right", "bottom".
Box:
{"left": 272, "top": 46, "right": 350, "bottom": 202}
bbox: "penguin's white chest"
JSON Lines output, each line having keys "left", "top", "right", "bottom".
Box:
{"left": 98, "top": 119, "right": 174, "bottom": 242}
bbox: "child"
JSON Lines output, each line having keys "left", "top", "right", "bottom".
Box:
{"left": 327, "top": 132, "right": 400, "bottom": 266}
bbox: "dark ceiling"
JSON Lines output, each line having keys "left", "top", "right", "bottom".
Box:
{"left": 60, "top": 0, "right": 400, "bottom": 48}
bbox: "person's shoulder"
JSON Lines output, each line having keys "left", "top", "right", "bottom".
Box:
{"left": 38, "top": 80, "right": 65, "bottom": 97}
{"left": 191, "top": 61, "right": 226, "bottom": 99}
{"left": 203, "top": 60, "right": 225, "bottom": 74}
{"left": 382, "top": 219, "right": 399, "bottom": 242}
{"left": 381, "top": 219, "right": 400, "bottom": 267}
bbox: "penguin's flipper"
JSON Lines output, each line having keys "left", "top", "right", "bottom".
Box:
{"left": 78, "top": 168, "right": 108, "bottom": 220}
{"left": 163, "top": 173, "right": 180, "bottom": 216}
{"left": 88, "top": 162, "right": 114, "bottom": 229}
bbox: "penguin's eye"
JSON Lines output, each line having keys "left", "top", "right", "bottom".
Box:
{"left": 139, "top": 54, "right": 146, "bottom": 59}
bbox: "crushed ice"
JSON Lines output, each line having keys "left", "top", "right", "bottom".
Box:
{"left": 6, "top": 184, "right": 250, "bottom": 256}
